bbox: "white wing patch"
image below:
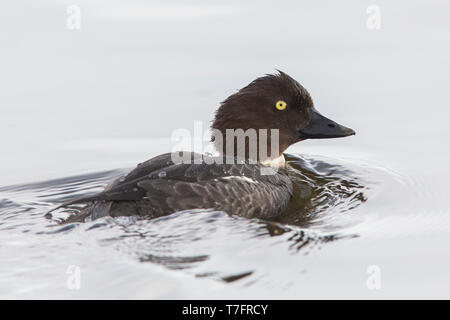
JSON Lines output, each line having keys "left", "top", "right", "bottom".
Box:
{"left": 221, "top": 176, "right": 259, "bottom": 184}
{"left": 261, "top": 155, "right": 286, "bottom": 168}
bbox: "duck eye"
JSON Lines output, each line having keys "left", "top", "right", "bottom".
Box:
{"left": 275, "top": 100, "right": 287, "bottom": 110}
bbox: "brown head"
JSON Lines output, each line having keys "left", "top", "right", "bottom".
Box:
{"left": 211, "top": 71, "right": 355, "bottom": 162}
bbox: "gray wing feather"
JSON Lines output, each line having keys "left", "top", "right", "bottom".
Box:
{"left": 48, "top": 152, "right": 293, "bottom": 221}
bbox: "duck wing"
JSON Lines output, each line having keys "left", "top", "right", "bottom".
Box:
{"left": 46, "top": 152, "right": 293, "bottom": 220}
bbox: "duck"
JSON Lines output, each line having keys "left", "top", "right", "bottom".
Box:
{"left": 47, "top": 71, "right": 355, "bottom": 222}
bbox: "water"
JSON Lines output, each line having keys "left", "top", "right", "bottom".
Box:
{"left": 1, "top": 0, "right": 450, "bottom": 299}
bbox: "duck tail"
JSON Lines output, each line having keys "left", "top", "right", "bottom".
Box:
{"left": 44, "top": 193, "right": 102, "bottom": 219}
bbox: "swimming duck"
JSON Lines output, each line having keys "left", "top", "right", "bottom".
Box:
{"left": 48, "top": 71, "right": 354, "bottom": 222}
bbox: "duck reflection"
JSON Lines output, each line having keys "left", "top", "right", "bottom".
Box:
{"left": 275, "top": 153, "right": 367, "bottom": 228}
{"left": 260, "top": 153, "right": 366, "bottom": 252}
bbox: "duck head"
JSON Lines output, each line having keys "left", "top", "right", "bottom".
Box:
{"left": 211, "top": 71, "right": 355, "bottom": 162}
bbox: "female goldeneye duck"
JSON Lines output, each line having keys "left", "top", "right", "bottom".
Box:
{"left": 47, "top": 71, "right": 355, "bottom": 222}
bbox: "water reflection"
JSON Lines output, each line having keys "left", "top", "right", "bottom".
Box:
{"left": 279, "top": 153, "right": 367, "bottom": 229}
{"left": 264, "top": 222, "right": 358, "bottom": 253}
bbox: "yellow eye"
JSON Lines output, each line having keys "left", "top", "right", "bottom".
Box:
{"left": 275, "top": 100, "right": 287, "bottom": 110}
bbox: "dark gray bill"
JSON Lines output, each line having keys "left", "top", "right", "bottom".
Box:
{"left": 299, "top": 108, "right": 355, "bottom": 139}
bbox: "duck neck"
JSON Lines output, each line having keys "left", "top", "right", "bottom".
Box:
{"left": 260, "top": 154, "right": 286, "bottom": 168}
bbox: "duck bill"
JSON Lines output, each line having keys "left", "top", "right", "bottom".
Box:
{"left": 299, "top": 108, "right": 355, "bottom": 139}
